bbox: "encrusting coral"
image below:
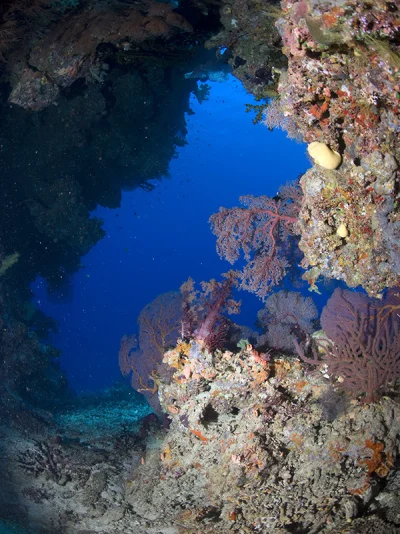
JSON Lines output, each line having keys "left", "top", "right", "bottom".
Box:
{"left": 296, "top": 153, "right": 400, "bottom": 295}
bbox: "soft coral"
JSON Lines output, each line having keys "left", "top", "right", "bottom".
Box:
{"left": 180, "top": 271, "right": 241, "bottom": 350}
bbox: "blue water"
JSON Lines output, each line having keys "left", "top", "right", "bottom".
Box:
{"left": 32, "top": 75, "right": 311, "bottom": 393}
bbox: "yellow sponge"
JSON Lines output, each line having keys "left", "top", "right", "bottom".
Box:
{"left": 307, "top": 142, "right": 341, "bottom": 170}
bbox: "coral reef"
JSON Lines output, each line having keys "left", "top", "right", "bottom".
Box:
{"left": 213, "top": 0, "right": 400, "bottom": 295}
{"left": 2, "top": 339, "right": 400, "bottom": 533}
{"left": 276, "top": 0, "right": 400, "bottom": 160}
{"left": 0, "top": 1, "right": 400, "bottom": 533}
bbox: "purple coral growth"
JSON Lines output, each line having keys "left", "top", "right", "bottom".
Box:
{"left": 295, "top": 288, "right": 400, "bottom": 403}
{"left": 209, "top": 181, "right": 302, "bottom": 299}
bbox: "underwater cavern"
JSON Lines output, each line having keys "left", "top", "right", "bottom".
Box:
{"left": 0, "top": 0, "right": 400, "bottom": 532}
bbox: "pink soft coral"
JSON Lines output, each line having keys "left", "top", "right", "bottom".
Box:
{"left": 180, "top": 271, "right": 241, "bottom": 350}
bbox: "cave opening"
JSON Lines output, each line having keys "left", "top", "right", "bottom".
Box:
{"left": 30, "top": 75, "right": 310, "bottom": 396}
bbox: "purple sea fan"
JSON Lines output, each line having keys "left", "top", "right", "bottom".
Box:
{"left": 118, "top": 292, "right": 182, "bottom": 415}
{"left": 295, "top": 288, "right": 400, "bottom": 403}
{"left": 138, "top": 291, "right": 182, "bottom": 363}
